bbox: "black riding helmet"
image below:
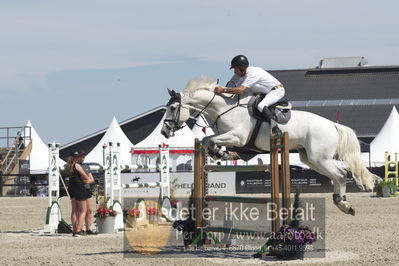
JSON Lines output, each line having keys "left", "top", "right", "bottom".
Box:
{"left": 230, "top": 55, "right": 249, "bottom": 69}
{"left": 70, "top": 150, "right": 87, "bottom": 157}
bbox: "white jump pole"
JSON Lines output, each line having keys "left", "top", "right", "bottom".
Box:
{"left": 159, "top": 144, "right": 170, "bottom": 200}
{"left": 43, "top": 142, "right": 62, "bottom": 233}
{"left": 107, "top": 142, "right": 123, "bottom": 231}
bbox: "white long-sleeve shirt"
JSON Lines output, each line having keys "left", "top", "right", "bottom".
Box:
{"left": 228, "top": 66, "right": 281, "bottom": 94}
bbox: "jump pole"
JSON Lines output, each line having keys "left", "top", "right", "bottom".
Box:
{"left": 43, "top": 142, "right": 62, "bottom": 233}
{"left": 194, "top": 140, "right": 206, "bottom": 230}
{"left": 270, "top": 132, "right": 291, "bottom": 232}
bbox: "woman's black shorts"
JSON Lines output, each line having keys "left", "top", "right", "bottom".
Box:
{"left": 69, "top": 183, "right": 88, "bottom": 201}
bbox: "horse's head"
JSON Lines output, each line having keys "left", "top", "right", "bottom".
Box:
{"left": 161, "top": 89, "right": 190, "bottom": 138}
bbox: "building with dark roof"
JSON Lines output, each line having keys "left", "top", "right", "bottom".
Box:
{"left": 60, "top": 58, "right": 399, "bottom": 159}
{"left": 60, "top": 106, "right": 165, "bottom": 160}
{"left": 274, "top": 65, "right": 399, "bottom": 142}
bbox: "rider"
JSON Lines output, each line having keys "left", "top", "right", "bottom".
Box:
{"left": 214, "top": 55, "right": 285, "bottom": 121}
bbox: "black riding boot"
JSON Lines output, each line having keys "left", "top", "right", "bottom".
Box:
{"left": 262, "top": 106, "right": 282, "bottom": 135}
{"left": 261, "top": 106, "right": 273, "bottom": 122}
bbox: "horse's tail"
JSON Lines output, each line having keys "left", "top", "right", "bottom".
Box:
{"left": 335, "top": 123, "right": 380, "bottom": 191}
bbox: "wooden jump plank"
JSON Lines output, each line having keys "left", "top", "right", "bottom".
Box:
{"left": 205, "top": 195, "right": 271, "bottom": 204}
{"left": 204, "top": 164, "right": 268, "bottom": 172}
{"left": 281, "top": 132, "right": 291, "bottom": 226}
{"left": 194, "top": 138, "right": 205, "bottom": 229}
{"left": 206, "top": 226, "right": 272, "bottom": 236}
{"left": 270, "top": 134, "right": 280, "bottom": 233}
{"left": 194, "top": 132, "right": 291, "bottom": 243}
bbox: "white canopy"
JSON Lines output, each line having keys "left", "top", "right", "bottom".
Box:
{"left": 22, "top": 120, "right": 65, "bottom": 174}
{"left": 85, "top": 117, "right": 134, "bottom": 165}
{"left": 370, "top": 106, "right": 399, "bottom": 166}
{"left": 134, "top": 114, "right": 195, "bottom": 149}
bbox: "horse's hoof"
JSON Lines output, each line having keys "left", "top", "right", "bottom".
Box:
{"left": 228, "top": 152, "right": 241, "bottom": 160}
{"left": 334, "top": 200, "right": 355, "bottom": 216}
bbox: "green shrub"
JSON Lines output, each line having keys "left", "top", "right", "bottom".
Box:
{"left": 375, "top": 180, "right": 397, "bottom": 197}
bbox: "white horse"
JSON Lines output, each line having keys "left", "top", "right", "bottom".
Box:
{"left": 161, "top": 76, "right": 380, "bottom": 215}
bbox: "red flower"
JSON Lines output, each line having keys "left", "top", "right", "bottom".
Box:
{"left": 95, "top": 205, "right": 117, "bottom": 218}
{"left": 146, "top": 208, "right": 158, "bottom": 216}
{"left": 129, "top": 209, "right": 140, "bottom": 217}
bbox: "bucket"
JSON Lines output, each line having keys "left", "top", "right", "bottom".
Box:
{"left": 280, "top": 242, "right": 305, "bottom": 260}
{"left": 382, "top": 185, "right": 391, "bottom": 197}
{"left": 96, "top": 216, "right": 116, "bottom": 233}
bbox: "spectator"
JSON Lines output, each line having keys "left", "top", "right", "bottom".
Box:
{"left": 65, "top": 151, "right": 95, "bottom": 236}
{"left": 17, "top": 137, "right": 25, "bottom": 150}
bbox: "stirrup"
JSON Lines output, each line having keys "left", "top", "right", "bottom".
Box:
{"left": 272, "top": 126, "right": 282, "bottom": 135}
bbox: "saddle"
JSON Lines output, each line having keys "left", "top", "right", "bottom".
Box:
{"left": 248, "top": 94, "right": 292, "bottom": 124}
{"left": 243, "top": 95, "right": 292, "bottom": 152}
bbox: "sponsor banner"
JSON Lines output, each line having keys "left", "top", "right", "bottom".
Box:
{"left": 236, "top": 169, "right": 363, "bottom": 194}
{"left": 121, "top": 172, "right": 235, "bottom": 198}
{"left": 121, "top": 167, "right": 368, "bottom": 198}
{"left": 208, "top": 172, "right": 235, "bottom": 195}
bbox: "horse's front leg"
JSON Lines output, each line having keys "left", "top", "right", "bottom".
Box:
{"left": 202, "top": 132, "right": 243, "bottom": 160}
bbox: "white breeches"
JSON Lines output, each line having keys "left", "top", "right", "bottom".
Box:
{"left": 257, "top": 87, "right": 285, "bottom": 112}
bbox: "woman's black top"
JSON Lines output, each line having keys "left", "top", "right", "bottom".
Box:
{"left": 68, "top": 163, "right": 90, "bottom": 200}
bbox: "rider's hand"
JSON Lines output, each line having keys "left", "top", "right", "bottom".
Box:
{"left": 214, "top": 86, "right": 224, "bottom": 94}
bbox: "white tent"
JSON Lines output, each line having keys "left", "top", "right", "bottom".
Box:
{"left": 23, "top": 120, "right": 49, "bottom": 174}
{"left": 134, "top": 114, "right": 195, "bottom": 149}
{"left": 370, "top": 106, "right": 399, "bottom": 166}
{"left": 133, "top": 114, "right": 195, "bottom": 171}
{"left": 191, "top": 115, "right": 215, "bottom": 140}
{"left": 85, "top": 117, "right": 134, "bottom": 165}
{"left": 22, "top": 121, "right": 65, "bottom": 174}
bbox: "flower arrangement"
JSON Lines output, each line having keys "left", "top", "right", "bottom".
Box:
{"left": 256, "top": 191, "right": 317, "bottom": 260}
{"left": 94, "top": 205, "right": 117, "bottom": 218}
{"left": 128, "top": 208, "right": 141, "bottom": 217}
{"left": 125, "top": 208, "right": 142, "bottom": 228}
{"left": 276, "top": 191, "right": 317, "bottom": 259}
{"left": 276, "top": 225, "right": 317, "bottom": 246}
{"left": 146, "top": 207, "right": 158, "bottom": 216}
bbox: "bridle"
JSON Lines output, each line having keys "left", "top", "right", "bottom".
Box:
{"left": 163, "top": 89, "right": 246, "bottom": 134}
{"left": 163, "top": 90, "right": 185, "bottom": 132}
{"left": 163, "top": 89, "right": 217, "bottom": 133}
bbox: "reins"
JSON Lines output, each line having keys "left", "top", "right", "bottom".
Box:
{"left": 165, "top": 90, "right": 248, "bottom": 134}
{"left": 194, "top": 94, "right": 248, "bottom": 134}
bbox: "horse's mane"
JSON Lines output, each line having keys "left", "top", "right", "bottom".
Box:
{"left": 183, "top": 76, "right": 216, "bottom": 94}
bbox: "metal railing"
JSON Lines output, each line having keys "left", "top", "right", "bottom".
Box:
{"left": 0, "top": 126, "right": 31, "bottom": 175}
{"left": 0, "top": 173, "right": 43, "bottom": 197}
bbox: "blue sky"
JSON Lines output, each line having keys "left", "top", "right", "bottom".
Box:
{"left": 1, "top": 0, "right": 398, "bottom": 145}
